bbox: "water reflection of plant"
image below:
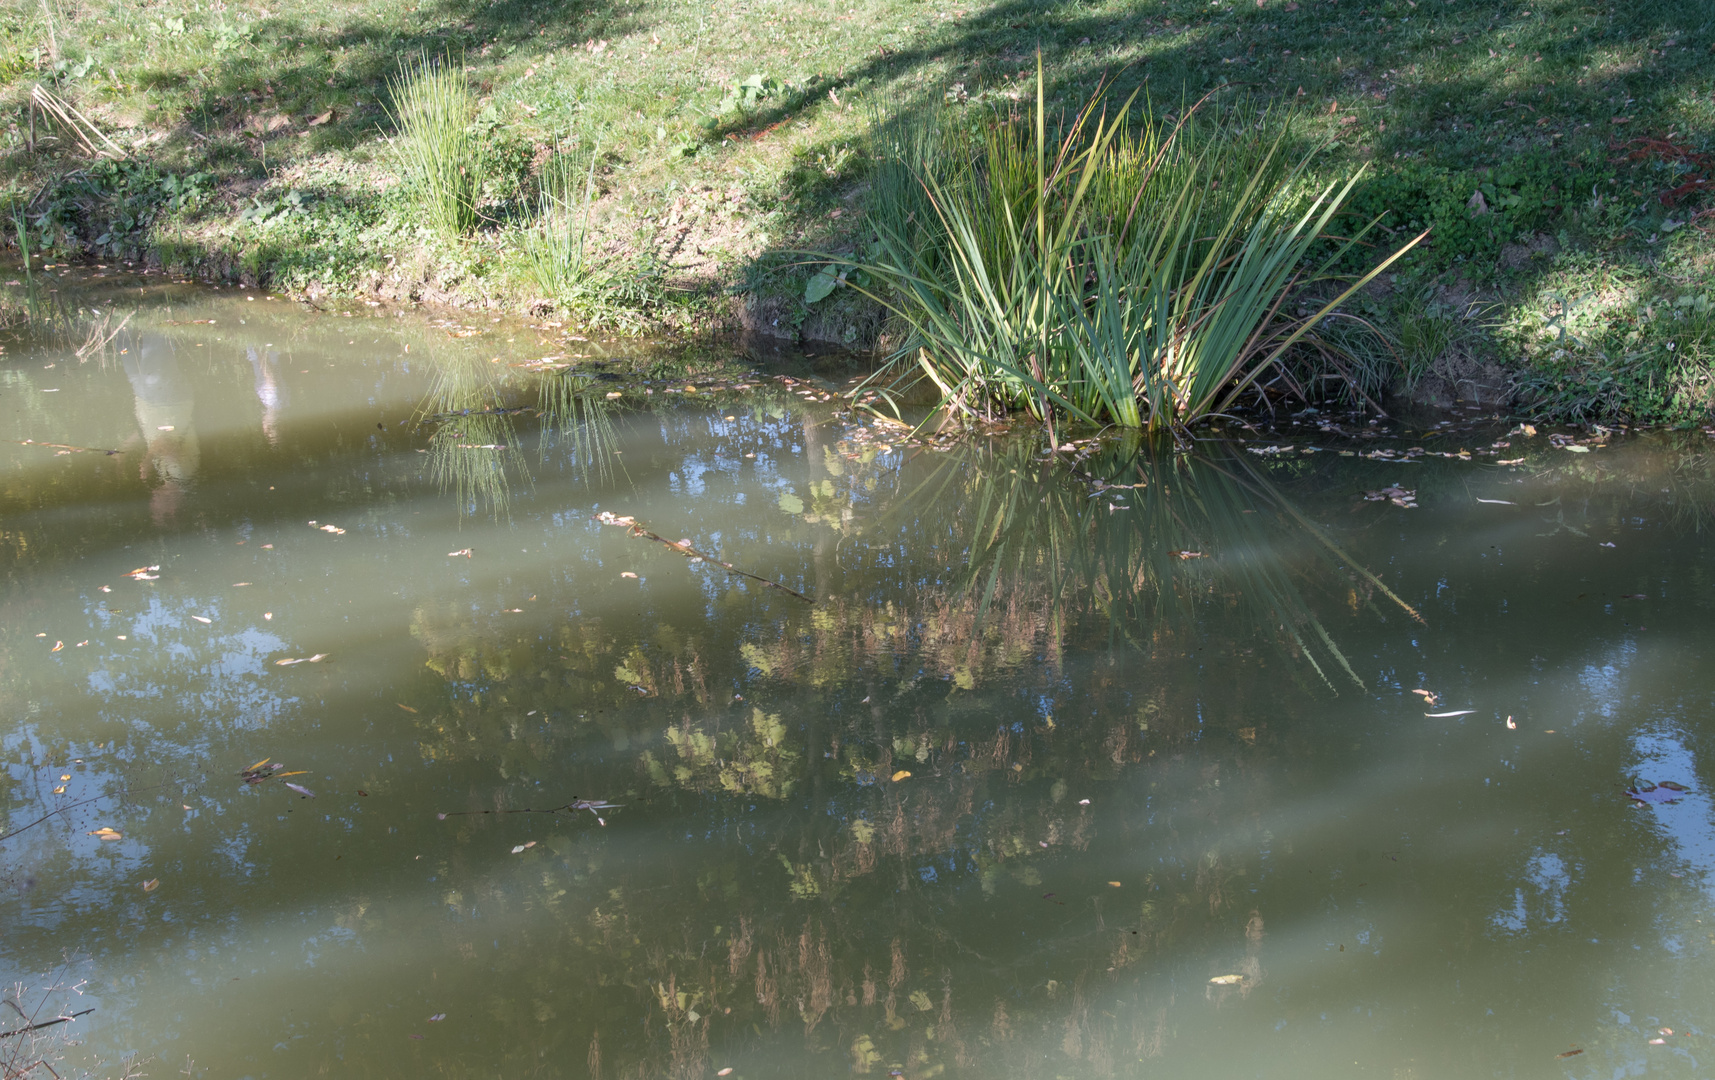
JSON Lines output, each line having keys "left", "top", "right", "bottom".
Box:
{"left": 899, "top": 434, "right": 1420, "bottom": 689}
{"left": 534, "top": 367, "right": 623, "bottom": 489}
{"left": 396, "top": 423, "right": 1436, "bottom": 1079}
{"left": 417, "top": 349, "right": 625, "bottom": 518}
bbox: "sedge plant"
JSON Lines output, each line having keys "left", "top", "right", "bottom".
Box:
{"left": 387, "top": 55, "right": 482, "bottom": 238}
{"left": 837, "top": 61, "right": 1424, "bottom": 434}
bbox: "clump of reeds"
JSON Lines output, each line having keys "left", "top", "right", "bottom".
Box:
{"left": 843, "top": 61, "right": 1424, "bottom": 432}
{"left": 519, "top": 144, "right": 606, "bottom": 308}
{"left": 387, "top": 55, "right": 482, "bottom": 238}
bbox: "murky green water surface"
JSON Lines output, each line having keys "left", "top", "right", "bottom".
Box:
{"left": 4, "top": 278, "right": 1715, "bottom": 1079}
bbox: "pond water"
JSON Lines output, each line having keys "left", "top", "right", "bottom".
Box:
{"left": 3, "top": 275, "right": 1715, "bottom": 1080}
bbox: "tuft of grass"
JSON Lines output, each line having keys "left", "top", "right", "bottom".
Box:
{"left": 839, "top": 65, "right": 1421, "bottom": 433}
{"left": 518, "top": 145, "right": 613, "bottom": 318}
{"left": 387, "top": 55, "right": 482, "bottom": 239}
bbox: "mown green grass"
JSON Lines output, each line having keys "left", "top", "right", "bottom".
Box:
{"left": 1, "top": 0, "right": 1713, "bottom": 420}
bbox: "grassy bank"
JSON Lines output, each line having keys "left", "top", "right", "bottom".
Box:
{"left": 2, "top": 0, "right": 1713, "bottom": 421}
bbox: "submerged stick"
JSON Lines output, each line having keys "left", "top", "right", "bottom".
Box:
{"left": 437, "top": 799, "right": 620, "bottom": 825}
{"left": 594, "top": 512, "right": 813, "bottom": 603}
{"left": 16, "top": 439, "right": 122, "bottom": 455}
{"left": 0, "top": 1014, "right": 93, "bottom": 1042}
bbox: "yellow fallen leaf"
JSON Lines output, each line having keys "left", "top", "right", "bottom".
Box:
{"left": 244, "top": 758, "right": 271, "bottom": 773}
{"left": 1108, "top": 881, "right": 1122, "bottom": 887}
{"left": 142, "top": 879, "right": 159, "bottom": 892}
{"left": 1208, "top": 974, "right": 1244, "bottom": 985}
{"left": 891, "top": 770, "right": 911, "bottom": 782}
{"left": 191, "top": 615, "right": 212, "bottom": 624}
{"left": 60, "top": 774, "right": 70, "bottom": 781}
{"left": 52, "top": 785, "right": 66, "bottom": 794}
{"left": 87, "top": 827, "right": 122, "bottom": 840}
{"left": 398, "top": 703, "right": 418, "bottom": 713}
{"left": 52, "top": 640, "right": 64, "bottom": 652}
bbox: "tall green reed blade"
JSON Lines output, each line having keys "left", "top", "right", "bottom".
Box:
{"left": 829, "top": 70, "right": 1422, "bottom": 433}
{"left": 388, "top": 55, "right": 482, "bottom": 238}
{"left": 521, "top": 142, "right": 609, "bottom": 309}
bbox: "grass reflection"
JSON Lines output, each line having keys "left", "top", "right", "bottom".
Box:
{"left": 417, "top": 348, "right": 531, "bottom": 519}
{"left": 908, "top": 434, "right": 1418, "bottom": 689}
{"left": 416, "top": 345, "right": 625, "bottom": 518}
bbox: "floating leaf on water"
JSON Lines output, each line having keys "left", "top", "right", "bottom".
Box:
{"left": 511, "top": 844, "right": 527, "bottom": 854}
{"left": 60, "top": 774, "right": 70, "bottom": 781}
{"left": 891, "top": 770, "right": 911, "bottom": 782}
{"left": 718, "top": 1070, "right": 734, "bottom": 1077}
{"left": 244, "top": 758, "right": 272, "bottom": 773}
{"left": 1506, "top": 716, "right": 1517, "bottom": 729}
{"left": 284, "top": 782, "right": 316, "bottom": 798}
{"left": 621, "top": 572, "right": 638, "bottom": 579}
{"left": 52, "top": 785, "right": 66, "bottom": 794}
{"left": 264, "top": 613, "right": 273, "bottom": 620}
{"left": 358, "top": 790, "right": 369, "bottom": 797}
{"left": 142, "top": 879, "right": 159, "bottom": 892}
{"left": 1425, "top": 710, "right": 1476, "bottom": 718}
{"left": 52, "top": 640, "right": 64, "bottom": 652}
{"left": 191, "top": 615, "right": 212, "bottom": 624}
{"left": 448, "top": 548, "right": 472, "bottom": 558}
{"left": 437, "top": 812, "right": 448, "bottom": 820}
{"left": 1208, "top": 974, "right": 1244, "bottom": 986}
{"left": 87, "top": 826, "right": 122, "bottom": 840}
{"left": 1475, "top": 498, "right": 1516, "bottom": 505}
{"left": 1555, "top": 1049, "right": 1584, "bottom": 1059}
{"left": 1108, "top": 881, "right": 1122, "bottom": 887}
{"left": 398, "top": 704, "right": 418, "bottom": 713}
{"left": 1599, "top": 542, "right": 1616, "bottom": 548}
{"left": 1626, "top": 782, "right": 1689, "bottom": 804}
{"left": 1621, "top": 593, "right": 1648, "bottom": 600}
{"left": 1650, "top": 1038, "right": 1666, "bottom": 1044}
{"left": 428, "top": 1013, "right": 446, "bottom": 1022}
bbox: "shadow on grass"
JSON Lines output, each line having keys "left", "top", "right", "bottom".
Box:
{"left": 5, "top": 0, "right": 1712, "bottom": 415}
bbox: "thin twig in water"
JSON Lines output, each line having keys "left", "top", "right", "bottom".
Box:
{"left": 0, "top": 783, "right": 173, "bottom": 844}
{"left": 16, "top": 439, "right": 122, "bottom": 456}
{"left": 594, "top": 512, "right": 814, "bottom": 602}
{"left": 0, "top": 1009, "right": 94, "bottom": 1041}
{"left": 437, "top": 798, "right": 620, "bottom": 825}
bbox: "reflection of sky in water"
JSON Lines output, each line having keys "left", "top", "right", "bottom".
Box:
{"left": 1578, "top": 639, "right": 1637, "bottom": 720}
{"left": 1492, "top": 852, "right": 1572, "bottom": 934}
{"left": 1630, "top": 727, "right": 1715, "bottom": 901}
